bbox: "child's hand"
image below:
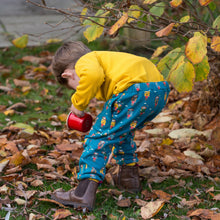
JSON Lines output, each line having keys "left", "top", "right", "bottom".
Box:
{"left": 70, "top": 104, "right": 85, "bottom": 118}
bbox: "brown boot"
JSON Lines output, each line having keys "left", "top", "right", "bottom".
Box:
{"left": 51, "top": 179, "right": 99, "bottom": 211}
{"left": 111, "top": 165, "right": 141, "bottom": 193}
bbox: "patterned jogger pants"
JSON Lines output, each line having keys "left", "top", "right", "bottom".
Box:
{"left": 77, "top": 81, "right": 170, "bottom": 182}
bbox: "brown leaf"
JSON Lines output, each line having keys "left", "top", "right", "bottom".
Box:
{"left": 13, "top": 79, "right": 31, "bottom": 87}
{"left": 180, "top": 198, "right": 200, "bottom": 208}
{"left": 36, "top": 163, "right": 55, "bottom": 172}
{"left": 38, "top": 198, "right": 67, "bottom": 208}
{"left": 56, "top": 143, "right": 82, "bottom": 152}
{"left": 30, "top": 179, "right": 44, "bottom": 187}
{"left": 117, "top": 198, "right": 131, "bottom": 207}
{"left": 134, "top": 198, "right": 148, "bottom": 206}
{"left": 212, "top": 213, "right": 220, "bottom": 220}
{"left": 22, "top": 56, "right": 45, "bottom": 64}
{"left": 0, "top": 85, "right": 13, "bottom": 92}
{"left": 156, "top": 23, "right": 175, "bottom": 37}
{"left": 188, "top": 209, "right": 215, "bottom": 219}
{"left": 141, "top": 189, "right": 157, "bottom": 200}
{"left": 4, "top": 141, "right": 19, "bottom": 154}
{"left": 15, "top": 190, "right": 37, "bottom": 200}
{"left": 52, "top": 209, "right": 72, "bottom": 220}
{"left": 153, "top": 190, "right": 172, "bottom": 201}
{"left": 7, "top": 102, "right": 27, "bottom": 111}
{"left": 213, "top": 194, "right": 220, "bottom": 201}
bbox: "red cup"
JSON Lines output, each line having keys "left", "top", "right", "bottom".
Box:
{"left": 66, "top": 112, "right": 93, "bottom": 132}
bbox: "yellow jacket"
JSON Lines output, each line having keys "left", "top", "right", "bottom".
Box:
{"left": 71, "top": 51, "right": 164, "bottom": 111}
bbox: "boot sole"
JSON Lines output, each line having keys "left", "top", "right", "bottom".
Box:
{"left": 51, "top": 194, "right": 93, "bottom": 211}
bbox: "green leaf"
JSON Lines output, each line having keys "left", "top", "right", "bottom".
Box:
{"left": 157, "top": 47, "right": 184, "bottom": 79}
{"left": 168, "top": 56, "right": 195, "bottom": 93}
{"left": 194, "top": 56, "right": 210, "bottom": 82}
{"left": 149, "top": 2, "right": 165, "bottom": 17}
{"left": 213, "top": 15, "right": 220, "bottom": 31}
{"left": 83, "top": 25, "right": 104, "bottom": 42}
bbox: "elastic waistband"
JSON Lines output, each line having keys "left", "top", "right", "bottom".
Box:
{"left": 128, "top": 81, "right": 170, "bottom": 93}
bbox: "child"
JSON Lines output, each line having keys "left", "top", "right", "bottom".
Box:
{"left": 51, "top": 41, "right": 170, "bottom": 211}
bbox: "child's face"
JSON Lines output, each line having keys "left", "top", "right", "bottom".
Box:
{"left": 61, "top": 69, "right": 79, "bottom": 90}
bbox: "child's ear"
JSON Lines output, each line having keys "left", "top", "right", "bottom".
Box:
{"left": 61, "top": 72, "right": 72, "bottom": 79}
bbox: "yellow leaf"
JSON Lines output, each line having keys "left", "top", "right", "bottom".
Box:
{"left": 180, "top": 15, "right": 190, "bottom": 23}
{"left": 108, "top": 13, "right": 128, "bottom": 36}
{"left": 10, "top": 152, "right": 25, "bottom": 166}
{"left": 80, "top": 8, "right": 88, "bottom": 23}
{"left": 211, "top": 36, "right": 220, "bottom": 52}
{"left": 12, "top": 34, "right": 28, "bottom": 48}
{"left": 33, "top": 66, "right": 48, "bottom": 72}
{"left": 84, "top": 25, "right": 104, "bottom": 42}
{"left": 58, "top": 113, "right": 68, "bottom": 122}
{"left": 21, "top": 86, "right": 31, "bottom": 93}
{"left": 141, "top": 200, "right": 165, "bottom": 219}
{"left": 156, "top": 23, "right": 175, "bottom": 37}
{"left": 161, "top": 138, "right": 174, "bottom": 146}
{"left": 4, "top": 109, "right": 15, "bottom": 116}
{"left": 170, "top": 0, "right": 182, "bottom": 8}
{"left": 46, "top": 38, "right": 62, "bottom": 44}
{"left": 128, "top": 5, "right": 141, "bottom": 23}
{"left": 151, "top": 45, "right": 169, "bottom": 59}
{"left": 199, "top": 0, "right": 213, "bottom": 6}
{"left": 185, "top": 32, "right": 207, "bottom": 64}
{"left": 143, "top": 0, "right": 158, "bottom": 4}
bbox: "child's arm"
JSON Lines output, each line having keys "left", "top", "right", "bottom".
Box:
{"left": 70, "top": 104, "right": 84, "bottom": 117}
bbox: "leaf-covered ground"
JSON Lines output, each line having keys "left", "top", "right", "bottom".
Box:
{"left": 0, "top": 45, "right": 219, "bottom": 219}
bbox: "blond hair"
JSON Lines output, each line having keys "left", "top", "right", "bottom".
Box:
{"left": 52, "top": 41, "right": 91, "bottom": 85}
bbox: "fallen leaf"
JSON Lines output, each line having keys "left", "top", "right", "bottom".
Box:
{"left": 13, "top": 79, "right": 31, "bottom": 87}
{"left": 14, "top": 198, "right": 26, "bottom": 205}
{"left": 213, "top": 194, "right": 220, "bottom": 201}
{"left": 52, "top": 209, "right": 72, "bottom": 220}
{"left": 38, "top": 198, "right": 66, "bottom": 208}
{"left": 184, "top": 150, "right": 204, "bottom": 160}
{"left": 188, "top": 209, "right": 215, "bottom": 219}
{"left": 153, "top": 190, "right": 172, "bottom": 201}
{"left": 0, "top": 159, "right": 10, "bottom": 172}
{"left": 134, "top": 198, "right": 148, "bottom": 206}
{"left": 141, "top": 199, "right": 165, "bottom": 219}
{"left": 180, "top": 198, "right": 200, "bottom": 208}
{"left": 117, "top": 198, "right": 131, "bottom": 207}
{"left": 0, "top": 185, "right": 9, "bottom": 194}
{"left": 7, "top": 103, "right": 27, "bottom": 111}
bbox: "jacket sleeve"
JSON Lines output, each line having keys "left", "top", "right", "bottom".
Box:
{"left": 71, "top": 54, "right": 105, "bottom": 111}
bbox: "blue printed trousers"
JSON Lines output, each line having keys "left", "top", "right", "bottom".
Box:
{"left": 77, "top": 81, "right": 170, "bottom": 182}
